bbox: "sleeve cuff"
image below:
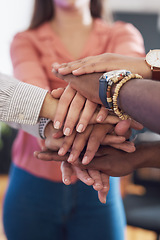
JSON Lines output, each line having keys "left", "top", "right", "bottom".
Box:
{"left": 7, "top": 82, "right": 48, "bottom": 125}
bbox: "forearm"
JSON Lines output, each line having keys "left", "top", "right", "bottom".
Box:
{"left": 132, "top": 141, "right": 160, "bottom": 169}
{"left": 6, "top": 94, "right": 58, "bottom": 139}
{"left": 6, "top": 93, "right": 58, "bottom": 139}
{"left": 0, "top": 73, "right": 49, "bottom": 125}
{"left": 118, "top": 79, "right": 160, "bottom": 133}
{"left": 39, "top": 92, "right": 58, "bottom": 121}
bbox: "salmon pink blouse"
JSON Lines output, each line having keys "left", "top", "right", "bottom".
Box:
{"left": 11, "top": 19, "right": 145, "bottom": 182}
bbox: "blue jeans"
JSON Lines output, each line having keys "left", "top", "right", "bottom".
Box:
{"left": 3, "top": 164, "right": 126, "bottom": 240}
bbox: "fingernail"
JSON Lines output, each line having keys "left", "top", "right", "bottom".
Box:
{"left": 64, "top": 128, "right": 71, "bottom": 136}
{"left": 82, "top": 156, "right": 88, "bottom": 165}
{"left": 33, "top": 152, "right": 38, "bottom": 157}
{"left": 77, "top": 124, "right": 84, "bottom": 133}
{"left": 63, "top": 178, "right": 70, "bottom": 185}
{"left": 97, "top": 115, "right": 103, "bottom": 122}
{"left": 72, "top": 69, "right": 79, "bottom": 73}
{"left": 52, "top": 63, "right": 60, "bottom": 68}
{"left": 95, "top": 183, "right": 101, "bottom": 187}
{"left": 54, "top": 121, "right": 60, "bottom": 129}
{"left": 58, "top": 67, "right": 65, "bottom": 72}
{"left": 67, "top": 154, "right": 74, "bottom": 163}
{"left": 87, "top": 177, "right": 92, "bottom": 181}
{"left": 36, "top": 154, "right": 40, "bottom": 159}
{"left": 58, "top": 147, "right": 64, "bottom": 155}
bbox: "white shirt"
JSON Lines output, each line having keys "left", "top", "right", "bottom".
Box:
{"left": 0, "top": 73, "right": 48, "bottom": 137}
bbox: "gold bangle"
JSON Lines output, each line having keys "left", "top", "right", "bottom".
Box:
{"left": 112, "top": 73, "right": 143, "bottom": 120}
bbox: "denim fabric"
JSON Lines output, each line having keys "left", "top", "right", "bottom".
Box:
{"left": 3, "top": 164, "right": 126, "bottom": 240}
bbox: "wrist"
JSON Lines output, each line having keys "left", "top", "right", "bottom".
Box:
{"left": 130, "top": 142, "right": 159, "bottom": 170}
{"left": 39, "top": 92, "right": 58, "bottom": 121}
{"left": 141, "top": 58, "right": 152, "bottom": 79}
{"left": 44, "top": 121, "right": 53, "bottom": 138}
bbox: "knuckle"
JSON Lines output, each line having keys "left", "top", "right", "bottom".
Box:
{"left": 62, "top": 141, "right": 71, "bottom": 150}
{"left": 79, "top": 115, "right": 90, "bottom": 124}
{"left": 71, "top": 146, "right": 82, "bottom": 154}
{"left": 89, "top": 135, "right": 100, "bottom": 145}
{"left": 65, "top": 119, "right": 76, "bottom": 129}
{"left": 90, "top": 62, "right": 96, "bottom": 68}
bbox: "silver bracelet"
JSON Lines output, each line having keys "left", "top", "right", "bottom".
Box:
{"left": 39, "top": 118, "right": 51, "bottom": 139}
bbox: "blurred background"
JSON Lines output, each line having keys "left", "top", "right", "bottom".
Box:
{"left": 0, "top": 1, "right": 160, "bottom": 240}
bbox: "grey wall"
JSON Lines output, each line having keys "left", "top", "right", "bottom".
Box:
{"left": 114, "top": 12, "right": 160, "bottom": 53}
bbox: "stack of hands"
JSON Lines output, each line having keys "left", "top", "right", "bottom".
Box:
{"left": 34, "top": 58, "right": 143, "bottom": 204}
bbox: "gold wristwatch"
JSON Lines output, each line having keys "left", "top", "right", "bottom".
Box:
{"left": 146, "top": 49, "right": 160, "bottom": 80}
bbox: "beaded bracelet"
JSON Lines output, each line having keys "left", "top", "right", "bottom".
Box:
{"left": 106, "top": 75, "right": 125, "bottom": 109}
{"left": 112, "top": 73, "right": 143, "bottom": 120}
{"left": 99, "top": 70, "right": 131, "bottom": 109}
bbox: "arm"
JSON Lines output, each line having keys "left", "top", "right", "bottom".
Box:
{"left": 0, "top": 72, "right": 59, "bottom": 124}
{"left": 6, "top": 91, "right": 58, "bottom": 137}
{"left": 0, "top": 72, "right": 48, "bottom": 124}
{"left": 34, "top": 141, "right": 160, "bottom": 202}
{"left": 80, "top": 142, "right": 160, "bottom": 176}
{"left": 40, "top": 141, "right": 160, "bottom": 178}
{"left": 51, "top": 22, "right": 147, "bottom": 129}
{"left": 53, "top": 22, "right": 146, "bottom": 75}
{"left": 54, "top": 71, "right": 160, "bottom": 134}
{"left": 116, "top": 78, "right": 160, "bottom": 134}
{"left": 5, "top": 32, "right": 58, "bottom": 135}
{"left": 10, "top": 33, "right": 49, "bottom": 88}
{"left": 53, "top": 53, "right": 151, "bottom": 78}
{"left": 34, "top": 141, "right": 160, "bottom": 203}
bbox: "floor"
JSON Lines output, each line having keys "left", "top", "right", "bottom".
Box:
{"left": 0, "top": 175, "right": 157, "bottom": 240}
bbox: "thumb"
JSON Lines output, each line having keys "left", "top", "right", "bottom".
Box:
{"left": 114, "top": 119, "right": 131, "bottom": 136}
{"left": 51, "top": 88, "right": 65, "bottom": 99}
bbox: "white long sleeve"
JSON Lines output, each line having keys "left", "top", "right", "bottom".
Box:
{"left": 6, "top": 121, "right": 40, "bottom": 138}
{"left": 0, "top": 72, "right": 48, "bottom": 125}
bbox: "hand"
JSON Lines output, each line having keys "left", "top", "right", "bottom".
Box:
{"left": 34, "top": 141, "right": 160, "bottom": 174}
{"left": 41, "top": 117, "right": 136, "bottom": 166}
{"left": 51, "top": 85, "right": 142, "bottom": 136}
{"left": 34, "top": 145, "right": 135, "bottom": 176}
{"left": 42, "top": 122, "right": 64, "bottom": 151}
{"left": 39, "top": 92, "right": 58, "bottom": 121}
{"left": 34, "top": 150, "right": 109, "bottom": 204}
{"left": 51, "top": 85, "right": 108, "bottom": 135}
{"left": 53, "top": 71, "right": 102, "bottom": 104}
{"left": 59, "top": 120, "right": 136, "bottom": 165}
{"left": 52, "top": 53, "right": 151, "bottom": 79}
{"left": 74, "top": 145, "right": 137, "bottom": 177}
{"left": 51, "top": 74, "right": 143, "bottom": 134}
{"left": 36, "top": 118, "right": 135, "bottom": 164}
{"left": 61, "top": 161, "right": 110, "bottom": 204}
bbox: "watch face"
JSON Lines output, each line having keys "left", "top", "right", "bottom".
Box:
{"left": 102, "top": 70, "right": 131, "bottom": 81}
{"left": 146, "top": 49, "right": 160, "bottom": 68}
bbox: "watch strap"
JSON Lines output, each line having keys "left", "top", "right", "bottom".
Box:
{"left": 99, "top": 76, "right": 109, "bottom": 108}
{"left": 152, "top": 67, "right": 160, "bottom": 80}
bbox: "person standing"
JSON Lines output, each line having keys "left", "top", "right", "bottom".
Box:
{"left": 3, "top": 1, "right": 145, "bottom": 239}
